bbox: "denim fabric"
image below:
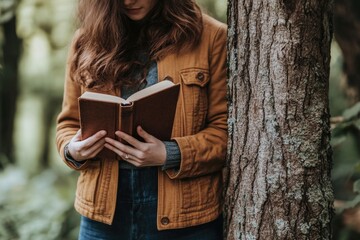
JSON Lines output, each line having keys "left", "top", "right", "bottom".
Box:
{"left": 78, "top": 167, "right": 223, "bottom": 240}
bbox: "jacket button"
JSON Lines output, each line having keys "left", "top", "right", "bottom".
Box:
{"left": 196, "top": 72, "right": 205, "bottom": 81}
{"left": 161, "top": 217, "right": 170, "bottom": 225}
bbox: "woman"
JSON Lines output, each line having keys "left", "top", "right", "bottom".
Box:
{"left": 56, "top": 0, "right": 227, "bottom": 239}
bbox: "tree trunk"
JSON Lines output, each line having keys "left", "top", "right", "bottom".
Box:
{"left": 334, "top": 0, "right": 360, "bottom": 103}
{"left": 224, "top": 0, "right": 334, "bottom": 239}
{"left": 39, "top": 96, "right": 63, "bottom": 168}
{"left": 0, "top": 16, "right": 21, "bottom": 168}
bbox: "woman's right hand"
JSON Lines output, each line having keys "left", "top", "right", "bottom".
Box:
{"left": 67, "top": 130, "right": 107, "bottom": 161}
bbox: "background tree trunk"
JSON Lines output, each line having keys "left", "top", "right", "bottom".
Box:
{"left": 334, "top": 0, "right": 360, "bottom": 103}
{"left": 0, "top": 16, "right": 21, "bottom": 168}
{"left": 224, "top": 0, "right": 334, "bottom": 239}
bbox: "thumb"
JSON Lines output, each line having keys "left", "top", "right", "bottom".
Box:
{"left": 137, "top": 126, "right": 156, "bottom": 143}
{"left": 73, "top": 129, "right": 82, "bottom": 141}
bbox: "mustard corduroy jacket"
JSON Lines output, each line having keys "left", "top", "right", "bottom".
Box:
{"left": 56, "top": 14, "right": 227, "bottom": 230}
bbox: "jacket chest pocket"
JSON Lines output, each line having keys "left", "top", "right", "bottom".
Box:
{"left": 179, "top": 68, "right": 210, "bottom": 134}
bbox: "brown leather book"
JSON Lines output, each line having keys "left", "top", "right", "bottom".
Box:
{"left": 78, "top": 80, "right": 180, "bottom": 159}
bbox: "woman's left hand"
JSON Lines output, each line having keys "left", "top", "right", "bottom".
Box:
{"left": 104, "top": 126, "right": 166, "bottom": 167}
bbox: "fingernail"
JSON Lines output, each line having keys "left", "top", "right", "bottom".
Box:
{"left": 100, "top": 130, "right": 107, "bottom": 136}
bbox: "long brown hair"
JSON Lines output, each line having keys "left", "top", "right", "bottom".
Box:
{"left": 70, "top": 0, "right": 203, "bottom": 89}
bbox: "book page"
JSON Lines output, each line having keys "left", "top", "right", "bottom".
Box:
{"left": 127, "top": 80, "right": 175, "bottom": 102}
{"left": 80, "top": 92, "right": 127, "bottom": 104}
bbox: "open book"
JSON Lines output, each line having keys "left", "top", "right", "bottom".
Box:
{"left": 78, "top": 80, "right": 180, "bottom": 159}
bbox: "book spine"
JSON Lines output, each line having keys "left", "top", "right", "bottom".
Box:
{"left": 120, "top": 103, "right": 134, "bottom": 143}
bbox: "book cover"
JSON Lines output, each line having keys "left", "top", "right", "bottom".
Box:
{"left": 78, "top": 80, "right": 180, "bottom": 159}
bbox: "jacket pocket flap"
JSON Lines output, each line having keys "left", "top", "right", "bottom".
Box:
{"left": 180, "top": 68, "right": 210, "bottom": 87}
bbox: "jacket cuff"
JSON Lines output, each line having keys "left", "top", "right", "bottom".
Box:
{"left": 165, "top": 137, "right": 194, "bottom": 179}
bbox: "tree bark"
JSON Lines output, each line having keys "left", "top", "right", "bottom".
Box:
{"left": 0, "top": 16, "right": 21, "bottom": 168}
{"left": 224, "top": 0, "right": 334, "bottom": 239}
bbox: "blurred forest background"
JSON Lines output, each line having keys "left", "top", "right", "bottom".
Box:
{"left": 1, "top": 0, "right": 360, "bottom": 239}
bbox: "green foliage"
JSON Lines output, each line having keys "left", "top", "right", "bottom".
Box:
{"left": 353, "top": 179, "right": 360, "bottom": 194}
{"left": 196, "top": 0, "right": 226, "bottom": 23}
{"left": 332, "top": 102, "right": 360, "bottom": 148}
{"left": 332, "top": 102, "right": 360, "bottom": 210}
{"left": 332, "top": 103, "right": 360, "bottom": 147}
{"left": 0, "top": 0, "right": 16, "bottom": 24}
{"left": 343, "top": 102, "right": 360, "bottom": 121}
{"left": 0, "top": 166, "right": 79, "bottom": 240}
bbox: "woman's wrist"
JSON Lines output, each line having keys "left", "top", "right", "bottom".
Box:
{"left": 64, "top": 143, "right": 86, "bottom": 164}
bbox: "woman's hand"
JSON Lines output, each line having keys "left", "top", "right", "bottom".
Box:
{"left": 104, "top": 126, "right": 166, "bottom": 167}
{"left": 67, "top": 130, "right": 107, "bottom": 161}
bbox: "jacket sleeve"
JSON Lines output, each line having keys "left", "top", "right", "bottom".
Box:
{"left": 166, "top": 24, "right": 228, "bottom": 179}
{"left": 56, "top": 31, "right": 91, "bottom": 171}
